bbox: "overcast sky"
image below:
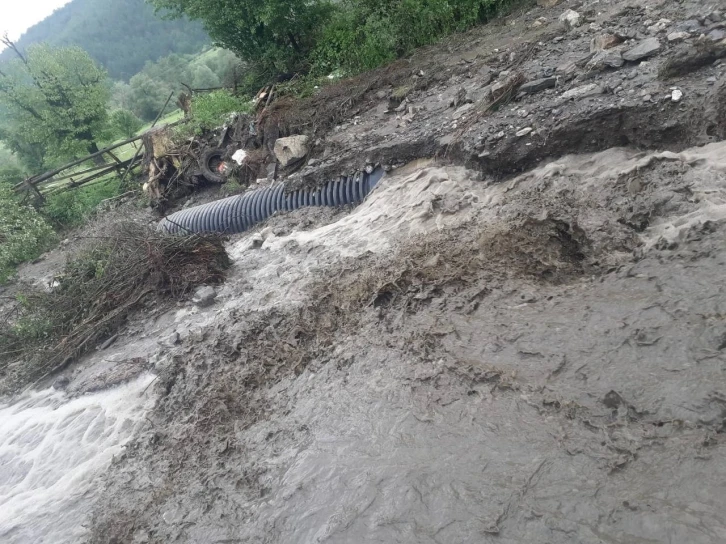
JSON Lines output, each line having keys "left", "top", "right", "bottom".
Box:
{"left": 1, "top": 0, "right": 72, "bottom": 49}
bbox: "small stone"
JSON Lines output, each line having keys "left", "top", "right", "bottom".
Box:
{"left": 671, "top": 89, "right": 683, "bottom": 102}
{"left": 536, "top": 0, "right": 562, "bottom": 6}
{"left": 561, "top": 83, "right": 600, "bottom": 100}
{"left": 559, "top": 9, "right": 581, "bottom": 31}
{"left": 647, "top": 18, "right": 671, "bottom": 34}
{"left": 450, "top": 87, "right": 468, "bottom": 108}
{"left": 707, "top": 77, "right": 717, "bottom": 85}
{"left": 622, "top": 38, "right": 661, "bottom": 62}
{"left": 516, "top": 127, "right": 534, "bottom": 137}
{"left": 587, "top": 51, "right": 625, "bottom": 70}
{"left": 710, "top": 10, "right": 723, "bottom": 23}
{"left": 556, "top": 60, "right": 578, "bottom": 76}
{"left": 553, "top": 36, "right": 565, "bottom": 43}
{"left": 193, "top": 286, "right": 217, "bottom": 308}
{"left": 519, "top": 77, "right": 558, "bottom": 94}
{"left": 250, "top": 233, "right": 264, "bottom": 249}
{"left": 676, "top": 20, "right": 702, "bottom": 33}
{"left": 708, "top": 29, "right": 726, "bottom": 42}
{"left": 53, "top": 376, "right": 70, "bottom": 390}
{"left": 667, "top": 31, "right": 690, "bottom": 42}
{"left": 643, "top": 94, "right": 652, "bottom": 102}
{"left": 590, "top": 33, "right": 623, "bottom": 52}
{"left": 167, "top": 332, "right": 181, "bottom": 346}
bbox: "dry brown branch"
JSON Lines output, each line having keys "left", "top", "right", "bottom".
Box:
{"left": 0, "top": 223, "right": 231, "bottom": 393}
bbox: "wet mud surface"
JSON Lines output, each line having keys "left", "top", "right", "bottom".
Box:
{"left": 3, "top": 0, "right": 726, "bottom": 541}
{"left": 87, "top": 143, "right": 726, "bottom": 543}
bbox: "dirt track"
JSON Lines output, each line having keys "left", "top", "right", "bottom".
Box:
{"left": 4, "top": 0, "right": 726, "bottom": 542}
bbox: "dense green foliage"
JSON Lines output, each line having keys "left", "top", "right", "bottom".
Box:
{"left": 313, "top": 0, "right": 508, "bottom": 73}
{"left": 111, "top": 48, "right": 242, "bottom": 121}
{"left": 0, "top": 0, "right": 210, "bottom": 81}
{"left": 0, "top": 186, "right": 55, "bottom": 282}
{"left": 42, "top": 179, "right": 123, "bottom": 230}
{"left": 109, "top": 109, "right": 144, "bottom": 139}
{"left": 151, "top": 0, "right": 513, "bottom": 77}
{"left": 149, "top": 0, "right": 334, "bottom": 73}
{"left": 0, "top": 44, "right": 110, "bottom": 170}
{"left": 0, "top": 144, "right": 25, "bottom": 186}
{"left": 179, "top": 90, "right": 252, "bottom": 137}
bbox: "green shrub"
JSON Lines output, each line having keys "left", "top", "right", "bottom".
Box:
{"left": 42, "top": 178, "right": 122, "bottom": 230}
{"left": 110, "top": 109, "right": 144, "bottom": 139}
{"left": 0, "top": 187, "right": 55, "bottom": 282}
{"left": 177, "top": 90, "right": 252, "bottom": 138}
{"left": 150, "top": 0, "right": 335, "bottom": 73}
{"left": 313, "top": 0, "right": 510, "bottom": 74}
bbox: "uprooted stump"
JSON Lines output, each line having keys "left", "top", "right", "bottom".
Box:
{"left": 0, "top": 223, "right": 231, "bottom": 393}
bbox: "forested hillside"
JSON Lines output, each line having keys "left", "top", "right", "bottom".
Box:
{"left": 0, "top": 0, "right": 210, "bottom": 80}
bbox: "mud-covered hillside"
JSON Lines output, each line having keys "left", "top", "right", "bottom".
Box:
{"left": 2, "top": 0, "right": 726, "bottom": 542}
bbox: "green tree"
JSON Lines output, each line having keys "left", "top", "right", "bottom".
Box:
{"left": 149, "top": 0, "right": 334, "bottom": 73}
{"left": 0, "top": 39, "right": 110, "bottom": 169}
{"left": 0, "top": 185, "right": 54, "bottom": 282}
{"left": 110, "top": 109, "right": 143, "bottom": 139}
{"left": 128, "top": 72, "right": 170, "bottom": 121}
{"left": 0, "top": 0, "right": 210, "bottom": 81}
{"left": 0, "top": 143, "right": 27, "bottom": 186}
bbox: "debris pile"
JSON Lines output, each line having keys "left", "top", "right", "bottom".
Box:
{"left": 0, "top": 223, "right": 230, "bottom": 392}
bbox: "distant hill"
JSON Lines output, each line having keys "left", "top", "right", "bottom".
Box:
{"left": 0, "top": 0, "right": 210, "bottom": 80}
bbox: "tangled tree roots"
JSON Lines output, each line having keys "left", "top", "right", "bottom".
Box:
{"left": 0, "top": 223, "right": 231, "bottom": 393}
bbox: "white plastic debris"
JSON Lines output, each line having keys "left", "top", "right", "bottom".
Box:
{"left": 232, "top": 149, "right": 247, "bottom": 165}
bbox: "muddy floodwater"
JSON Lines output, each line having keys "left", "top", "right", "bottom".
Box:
{"left": 2, "top": 144, "right": 725, "bottom": 543}
{"left": 53, "top": 143, "right": 722, "bottom": 543}
{"left": 0, "top": 374, "right": 155, "bottom": 543}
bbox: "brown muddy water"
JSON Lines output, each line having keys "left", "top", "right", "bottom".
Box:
{"left": 3, "top": 143, "right": 726, "bottom": 543}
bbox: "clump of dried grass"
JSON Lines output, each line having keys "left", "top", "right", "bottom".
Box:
{"left": 0, "top": 222, "right": 231, "bottom": 392}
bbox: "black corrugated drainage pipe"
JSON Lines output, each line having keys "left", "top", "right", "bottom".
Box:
{"left": 158, "top": 167, "right": 385, "bottom": 235}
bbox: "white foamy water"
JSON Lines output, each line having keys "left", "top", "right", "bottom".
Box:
{"left": 0, "top": 373, "right": 156, "bottom": 543}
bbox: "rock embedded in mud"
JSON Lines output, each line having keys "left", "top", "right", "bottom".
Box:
{"left": 622, "top": 38, "right": 662, "bottom": 62}
{"left": 561, "top": 83, "right": 601, "bottom": 100}
{"left": 559, "top": 9, "right": 581, "bottom": 31}
{"left": 519, "top": 77, "right": 558, "bottom": 94}
{"left": 667, "top": 31, "right": 690, "bottom": 42}
{"left": 647, "top": 19, "right": 672, "bottom": 34}
{"left": 590, "top": 33, "right": 623, "bottom": 52}
{"left": 274, "top": 135, "right": 310, "bottom": 168}
{"left": 192, "top": 286, "right": 217, "bottom": 308}
{"left": 676, "top": 19, "right": 702, "bottom": 32}
{"left": 52, "top": 376, "right": 70, "bottom": 390}
{"left": 516, "top": 127, "right": 534, "bottom": 137}
{"left": 587, "top": 51, "right": 625, "bottom": 70}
